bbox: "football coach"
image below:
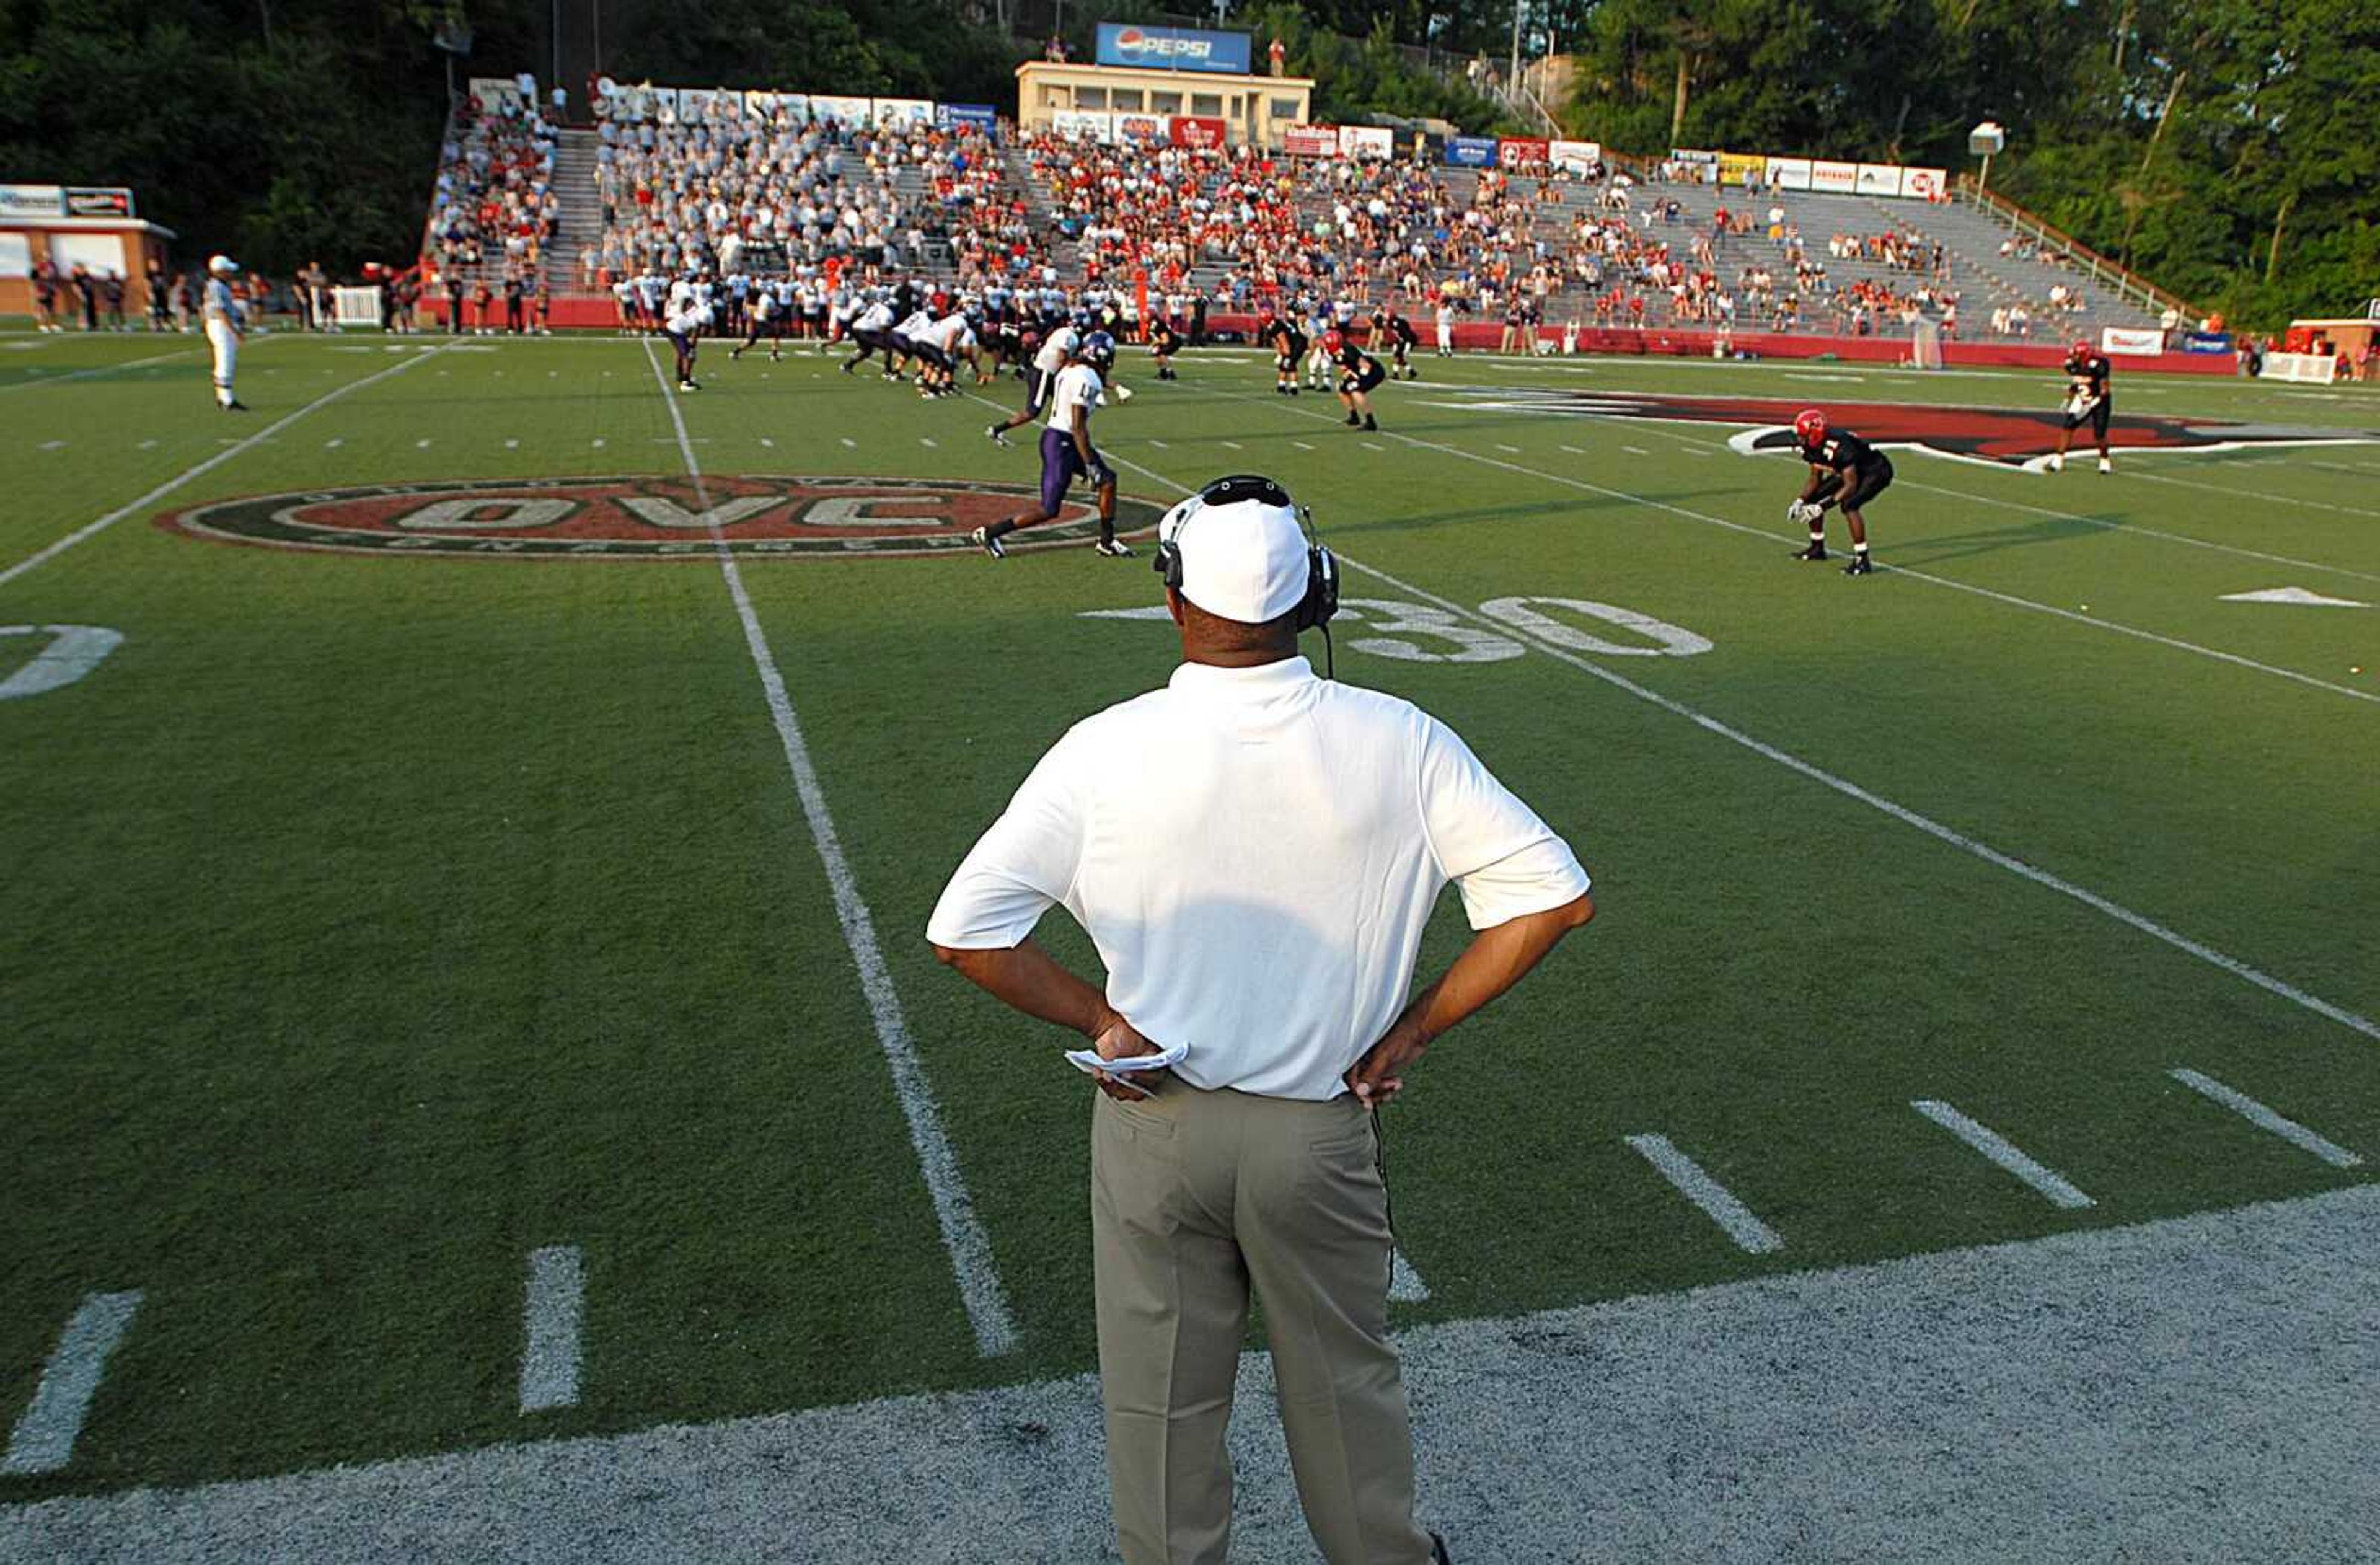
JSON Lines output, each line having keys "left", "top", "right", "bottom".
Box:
{"left": 928, "top": 475, "right": 1594, "bottom": 1564}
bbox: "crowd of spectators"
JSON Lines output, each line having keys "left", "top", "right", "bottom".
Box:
{"left": 583, "top": 95, "right": 1037, "bottom": 286}
{"left": 426, "top": 92, "right": 560, "bottom": 278}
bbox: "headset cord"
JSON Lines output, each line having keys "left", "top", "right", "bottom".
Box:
{"left": 1320, "top": 621, "right": 1334, "bottom": 680}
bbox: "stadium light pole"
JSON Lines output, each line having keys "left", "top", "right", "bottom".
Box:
{"left": 1970, "top": 120, "right": 2006, "bottom": 202}
{"left": 1509, "top": 0, "right": 1522, "bottom": 106}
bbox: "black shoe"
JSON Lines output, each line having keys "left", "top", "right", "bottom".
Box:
{"left": 1345, "top": 413, "right": 1360, "bottom": 426}
{"left": 1844, "top": 553, "right": 1874, "bottom": 576}
{"left": 1364, "top": 415, "right": 1378, "bottom": 431}
{"left": 840, "top": 361, "right": 855, "bottom": 374}
{"left": 222, "top": 400, "right": 250, "bottom": 412}
{"left": 729, "top": 348, "right": 743, "bottom": 361}
{"left": 1792, "top": 543, "right": 1828, "bottom": 562}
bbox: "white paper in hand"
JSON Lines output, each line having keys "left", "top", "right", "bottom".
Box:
{"left": 1065, "top": 1039, "right": 1189, "bottom": 1077}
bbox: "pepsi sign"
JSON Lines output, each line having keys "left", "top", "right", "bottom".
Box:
{"left": 1095, "top": 22, "right": 1253, "bottom": 74}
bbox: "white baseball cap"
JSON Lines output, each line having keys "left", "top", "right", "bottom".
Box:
{"left": 1158, "top": 478, "right": 1311, "bottom": 626}
{"left": 207, "top": 254, "right": 239, "bottom": 275}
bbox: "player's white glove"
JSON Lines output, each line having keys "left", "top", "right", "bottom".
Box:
{"left": 1787, "top": 500, "right": 1817, "bottom": 526}
{"left": 1086, "top": 460, "right": 1116, "bottom": 490}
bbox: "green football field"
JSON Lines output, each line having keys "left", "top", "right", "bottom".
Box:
{"left": 3, "top": 326, "right": 2376, "bottom": 1504}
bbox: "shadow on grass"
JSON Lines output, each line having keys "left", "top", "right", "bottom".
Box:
{"left": 1885, "top": 513, "right": 2116, "bottom": 568}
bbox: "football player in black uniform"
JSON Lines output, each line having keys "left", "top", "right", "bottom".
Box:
{"left": 1148, "top": 317, "right": 1184, "bottom": 381}
{"left": 1787, "top": 408, "right": 1888, "bottom": 575}
{"left": 2050, "top": 338, "right": 2113, "bottom": 474}
{"left": 1264, "top": 313, "right": 1307, "bottom": 395}
{"left": 1368, "top": 302, "right": 1422, "bottom": 380}
{"left": 1328, "top": 329, "right": 1385, "bottom": 431}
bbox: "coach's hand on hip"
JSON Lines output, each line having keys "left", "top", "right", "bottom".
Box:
{"left": 1346, "top": 891, "right": 1595, "bottom": 1106}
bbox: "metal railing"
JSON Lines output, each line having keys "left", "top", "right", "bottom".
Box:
{"left": 1954, "top": 174, "right": 2204, "bottom": 327}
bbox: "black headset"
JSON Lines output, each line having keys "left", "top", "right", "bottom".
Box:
{"left": 1153, "top": 474, "right": 1339, "bottom": 635}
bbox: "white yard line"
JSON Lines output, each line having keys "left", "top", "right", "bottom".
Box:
{"left": 1893, "top": 478, "right": 2380, "bottom": 587}
{"left": 645, "top": 343, "right": 1017, "bottom": 1357}
{"left": 0, "top": 346, "right": 195, "bottom": 395}
{"left": 1093, "top": 441, "right": 2380, "bottom": 1049}
{"left": 2, "top": 1292, "right": 143, "bottom": 1475}
{"left": 1388, "top": 1251, "right": 1430, "bottom": 1302}
{"left": 2168, "top": 1069, "right": 2363, "bottom": 1169}
{"left": 2124, "top": 467, "right": 2380, "bottom": 520}
{"left": 0, "top": 349, "right": 441, "bottom": 593}
{"left": 518, "top": 1246, "right": 586, "bottom": 1414}
{"left": 1195, "top": 382, "right": 2380, "bottom": 707}
{"left": 1626, "top": 1134, "right": 1785, "bottom": 1254}
{"left": 1911, "top": 1100, "right": 2094, "bottom": 1209}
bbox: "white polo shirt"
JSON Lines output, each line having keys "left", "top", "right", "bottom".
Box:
{"left": 927, "top": 657, "right": 1589, "bottom": 1100}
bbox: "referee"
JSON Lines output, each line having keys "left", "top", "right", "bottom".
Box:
{"left": 929, "top": 475, "right": 1594, "bottom": 1564}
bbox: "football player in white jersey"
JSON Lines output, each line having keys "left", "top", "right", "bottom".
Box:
{"left": 841, "top": 295, "right": 897, "bottom": 374}
{"left": 665, "top": 294, "right": 712, "bottom": 391}
{"left": 202, "top": 255, "right": 248, "bottom": 411}
{"left": 985, "top": 317, "right": 1080, "bottom": 445}
{"left": 731, "top": 280, "right": 780, "bottom": 363}
{"left": 970, "top": 337, "right": 1127, "bottom": 560}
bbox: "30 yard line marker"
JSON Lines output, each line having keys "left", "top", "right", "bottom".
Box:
{"left": 1625, "top": 1134, "right": 1784, "bottom": 1254}
{"left": 1911, "top": 1100, "right": 2094, "bottom": 1209}
{"left": 3, "top": 1290, "right": 143, "bottom": 1475}
{"left": 518, "top": 1246, "right": 585, "bottom": 1413}
{"left": 2169, "top": 1069, "right": 2364, "bottom": 1168}
{"left": 1094, "top": 431, "right": 2380, "bottom": 1050}
{"left": 0, "top": 348, "right": 440, "bottom": 593}
{"left": 647, "top": 342, "right": 1017, "bottom": 1357}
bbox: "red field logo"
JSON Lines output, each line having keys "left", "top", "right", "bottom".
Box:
{"left": 159, "top": 477, "right": 1163, "bottom": 560}
{"left": 1442, "top": 390, "right": 2379, "bottom": 469}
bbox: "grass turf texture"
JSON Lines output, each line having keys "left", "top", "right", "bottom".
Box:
{"left": 2, "top": 330, "right": 2376, "bottom": 1499}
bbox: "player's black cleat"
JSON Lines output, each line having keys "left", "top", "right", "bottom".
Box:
{"left": 1843, "top": 554, "right": 1874, "bottom": 576}
{"left": 1363, "top": 415, "right": 1378, "bottom": 431}
{"left": 1344, "top": 413, "right": 1360, "bottom": 426}
{"left": 221, "top": 400, "right": 250, "bottom": 412}
{"left": 967, "top": 526, "right": 1006, "bottom": 559}
{"left": 1792, "top": 542, "right": 1828, "bottom": 562}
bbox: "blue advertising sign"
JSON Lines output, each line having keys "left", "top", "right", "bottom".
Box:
{"left": 937, "top": 102, "right": 999, "bottom": 134}
{"left": 1445, "top": 136, "right": 1497, "bottom": 168}
{"left": 2181, "top": 331, "right": 2234, "bottom": 354}
{"left": 1095, "top": 22, "right": 1253, "bottom": 74}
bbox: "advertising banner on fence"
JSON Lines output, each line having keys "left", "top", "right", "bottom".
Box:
{"left": 809, "top": 95, "right": 871, "bottom": 128}
{"left": 1766, "top": 156, "right": 1813, "bottom": 191}
{"left": 1670, "top": 148, "right": 1719, "bottom": 173}
{"left": 0, "top": 183, "right": 64, "bottom": 218}
{"left": 1096, "top": 22, "right": 1253, "bottom": 74}
{"left": 63, "top": 187, "right": 134, "bottom": 219}
{"left": 1810, "top": 159, "right": 1858, "bottom": 193}
{"left": 873, "top": 97, "right": 935, "bottom": 130}
{"left": 1339, "top": 125, "right": 1393, "bottom": 160}
{"left": 2181, "top": 331, "right": 2234, "bottom": 354}
{"left": 1114, "top": 113, "right": 1170, "bottom": 143}
{"left": 1445, "top": 135, "right": 1498, "bottom": 168}
{"left": 1855, "top": 163, "right": 1902, "bottom": 195}
{"left": 937, "top": 102, "right": 998, "bottom": 133}
{"left": 1499, "top": 136, "right": 1550, "bottom": 168}
{"left": 1053, "top": 110, "right": 1114, "bottom": 143}
{"left": 1168, "top": 115, "right": 1228, "bottom": 149}
{"left": 677, "top": 87, "right": 726, "bottom": 121}
{"left": 1284, "top": 124, "right": 1339, "bottom": 156}
{"left": 2100, "top": 326, "right": 2166, "bottom": 357}
{"left": 1549, "top": 138, "right": 1603, "bottom": 172}
{"left": 1719, "top": 151, "right": 1766, "bottom": 187}
{"left": 1898, "top": 166, "right": 1947, "bottom": 200}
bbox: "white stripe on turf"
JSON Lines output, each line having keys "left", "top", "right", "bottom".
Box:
{"left": 1090, "top": 444, "right": 2380, "bottom": 1048}
{"left": 2168, "top": 1068, "right": 2364, "bottom": 1169}
{"left": 1892, "top": 478, "right": 2380, "bottom": 588}
{"left": 1389, "top": 1250, "right": 1430, "bottom": 1303}
{"left": 2123, "top": 467, "right": 2380, "bottom": 521}
{"left": 0, "top": 348, "right": 442, "bottom": 593}
{"left": 1910, "top": 1100, "right": 2094, "bottom": 1209}
{"left": 0, "top": 346, "right": 196, "bottom": 395}
{"left": 1204, "top": 384, "right": 2380, "bottom": 706}
{"left": 2, "top": 1291, "right": 143, "bottom": 1475}
{"left": 1624, "top": 1134, "right": 1785, "bottom": 1254}
{"left": 646, "top": 342, "right": 1018, "bottom": 1357}
{"left": 518, "top": 1246, "right": 586, "bottom": 1414}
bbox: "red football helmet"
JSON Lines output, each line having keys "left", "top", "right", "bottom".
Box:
{"left": 1792, "top": 408, "right": 1828, "bottom": 445}
{"left": 1323, "top": 328, "right": 1346, "bottom": 355}
{"left": 2069, "top": 338, "right": 2091, "bottom": 361}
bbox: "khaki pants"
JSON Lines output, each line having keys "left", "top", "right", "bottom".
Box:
{"left": 1092, "top": 1083, "right": 1434, "bottom": 1564}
